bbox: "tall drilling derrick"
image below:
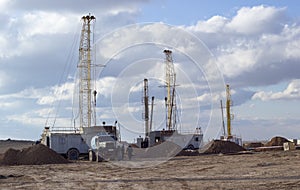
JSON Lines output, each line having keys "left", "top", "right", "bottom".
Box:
{"left": 164, "top": 49, "right": 176, "bottom": 131}
{"left": 78, "top": 14, "right": 96, "bottom": 130}
{"left": 226, "top": 84, "right": 233, "bottom": 138}
{"left": 143, "top": 79, "right": 150, "bottom": 137}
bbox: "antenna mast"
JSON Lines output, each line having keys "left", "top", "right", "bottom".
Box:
{"left": 78, "top": 14, "right": 96, "bottom": 130}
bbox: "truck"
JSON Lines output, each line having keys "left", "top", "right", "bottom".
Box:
{"left": 89, "top": 132, "right": 123, "bottom": 161}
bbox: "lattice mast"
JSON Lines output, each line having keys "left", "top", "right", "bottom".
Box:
{"left": 164, "top": 50, "right": 176, "bottom": 130}
{"left": 220, "top": 100, "right": 226, "bottom": 137}
{"left": 143, "top": 79, "right": 150, "bottom": 137}
{"left": 226, "top": 84, "right": 233, "bottom": 138}
{"left": 78, "top": 14, "right": 96, "bottom": 130}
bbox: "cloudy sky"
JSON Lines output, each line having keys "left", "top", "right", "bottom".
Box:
{"left": 0, "top": 0, "right": 300, "bottom": 142}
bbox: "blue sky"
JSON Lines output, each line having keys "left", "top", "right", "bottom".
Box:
{"left": 139, "top": 0, "right": 300, "bottom": 24}
{"left": 0, "top": 0, "right": 300, "bottom": 142}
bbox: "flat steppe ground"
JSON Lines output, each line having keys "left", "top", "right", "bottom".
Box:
{"left": 1, "top": 141, "right": 300, "bottom": 189}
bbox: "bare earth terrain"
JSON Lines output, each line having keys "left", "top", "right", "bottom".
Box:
{"left": 1, "top": 149, "right": 300, "bottom": 189}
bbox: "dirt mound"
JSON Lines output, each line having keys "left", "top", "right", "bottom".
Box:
{"left": 0, "top": 144, "right": 69, "bottom": 165}
{"left": 265, "top": 136, "right": 289, "bottom": 146}
{"left": 203, "top": 140, "right": 245, "bottom": 154}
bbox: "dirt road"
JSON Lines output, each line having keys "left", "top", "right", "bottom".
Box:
{"left": 1, "top": 150, "right": 300, "bottom": 189}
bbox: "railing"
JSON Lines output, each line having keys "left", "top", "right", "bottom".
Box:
{"left": 49, "top": 127, "right": 80, "bottom": 133}
{"left": 178, "top": 127, "right": 203, "bottom": 135}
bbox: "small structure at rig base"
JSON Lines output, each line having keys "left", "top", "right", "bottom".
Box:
{"left": 137, "top": 129, "right": 203, "bottom": 150}
{"left": 220, "top": 135, "right": 242, "bottom": 147}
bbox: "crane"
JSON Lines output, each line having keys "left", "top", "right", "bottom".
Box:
{"left": 78, "top": 14, "right": 96, "bottom": 130}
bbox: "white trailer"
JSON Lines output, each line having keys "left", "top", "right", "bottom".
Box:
{"left": 41, "top": 125, "right": 118, "bottom": 160}
{"left": 43, "top": 132, "right": 89, "bottom": 160}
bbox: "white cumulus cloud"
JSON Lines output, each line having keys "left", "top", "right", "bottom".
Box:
{"left": 252, "top": 79, "right": 300, "bottom": 101}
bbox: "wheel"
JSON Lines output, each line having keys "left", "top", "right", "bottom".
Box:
{"left": 187, "top": 144, "right": 194, "bottom": 150}
{"left": 67, "top": 148, "right": 79, "bottom": 160}
{"left": 89, "top": 149, "right": 96, "bottom": 161}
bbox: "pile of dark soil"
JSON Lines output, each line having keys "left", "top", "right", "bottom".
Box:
{"left": 265, "top": 136, "right": 289, "bottom": 147}
{"left": 0, "top": 144, "right": 69, "bottom": 165}
{"left": 203, "top": 140, "right": 245, "bottom": 154}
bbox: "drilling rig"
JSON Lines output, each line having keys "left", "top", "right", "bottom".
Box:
{"left": 78, "top": 14, "right": 96, "bottom": 130}
{"left": 226, "top": 84, "right": 233, "bottom": 139}
{"left": 41, "top": 14, "right": 119, "bottom": 160}
{"left": 220, "top": 84, "right": 242, "bottom": 146}
{"left": 164, "top": 49, "right": 177, "bottom": 131}
{"left": 136, "top": 50, "right": 203, "bottom": 150}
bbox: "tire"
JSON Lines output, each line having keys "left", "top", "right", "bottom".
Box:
{"left": 67, "top": 148, "right": 79, "bottom": 160}
{"left": 89, "top": 149, "right": 96, "bottom": 161}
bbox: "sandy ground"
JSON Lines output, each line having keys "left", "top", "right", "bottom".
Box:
{"left": 1, "top": 149, "right": 300, "bottom": 190}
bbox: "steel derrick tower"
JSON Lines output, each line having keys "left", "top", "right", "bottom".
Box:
{"left": 164, "top": 49, "right": 177, "bottom": 131}
{"left": 78, "top": 14, "right": 95, "bottom": 130}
